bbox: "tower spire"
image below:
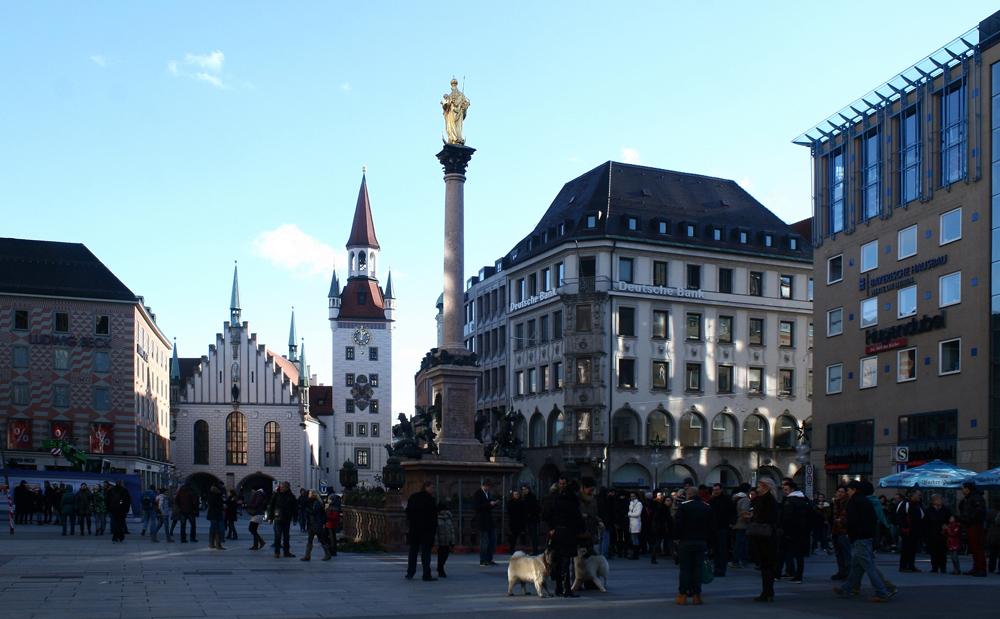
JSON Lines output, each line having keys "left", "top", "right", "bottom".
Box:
{"left": 230, "top": 262, "right": 241, "bottom": 326}
{"left": 170, "top": 338, "right": 180, "bottom": 382}
{"left": 299, "top": 340, "right": 309, "bottom": 388}
{"left": 346, "top": 174, "right": 380, "bottom": 250}
{"left": 288, "top": 307, "right": 298, "bottom": 362}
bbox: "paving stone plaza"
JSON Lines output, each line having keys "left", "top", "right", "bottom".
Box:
{"left": 0, "top": 526, "right": 997, "bottom": 618}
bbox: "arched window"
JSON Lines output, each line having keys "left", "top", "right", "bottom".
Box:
{"left": 743, "top": 414, "right": 767, "bottom": 448}
{"left": 193, "top": 420, "right": 209, "bottom": 465}
{"left": 679, "top": 411, "right": 704, "bottom": 447}
{"left": 611, "top": 408, "right": 639, "bottom": 445}
{"left": 774, "top": 415, "right": 797, "bottom": 449}
{"left": 358, "top": 252, "right": 367, "bottom": 271}
{"left": 264, "top": 421, "right": 281, "bottom": 467}
{"left": 226, "top": 411, "right": 247, "bottom": 465}
{"left": 548, "top": 409, "right": 564, "bottom": 447}
{"left": 711, "top": 413, "right": 737, "bottom": 447}
{"left": 646, "top": 409, "right": 673, "bottom": 445}
{"left": 529, "top": 413, "right": 545, "bottom": 448}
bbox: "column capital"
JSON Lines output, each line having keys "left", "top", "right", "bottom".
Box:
{"left": 436, "top": 144, "right": 476, "bottom": 176}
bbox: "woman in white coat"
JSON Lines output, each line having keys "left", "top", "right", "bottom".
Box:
{"left": 628, "top": 492, "right": 643, "bottom": 559}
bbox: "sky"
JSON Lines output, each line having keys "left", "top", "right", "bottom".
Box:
{"left": 2, "top": 1, "right": 998, "bottom": 416}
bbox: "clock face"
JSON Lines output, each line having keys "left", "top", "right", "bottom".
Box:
{"left": 353, "top": 326, "right": 372, "bottom": 347}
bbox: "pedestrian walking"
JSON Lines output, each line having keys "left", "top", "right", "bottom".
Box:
{"left": 300, "top": 490, "right": 331, "bottom": 561}
{"left": 435, "top": 502, "right": 454, "bottom": 577}
{"left": 405, "top": 481, "right": 438, "bottom": 581}
{"left": 745, "top": 478, "right": 779, "bottom": 602}
{"left": 244, "top": 488, "right": 268, "bottom": 550}
{"left": 266, "top": 481, "right": 298, "bottom": 558}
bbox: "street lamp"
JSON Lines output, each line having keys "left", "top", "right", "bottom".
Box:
{"left": 382, "top": 457, "right": 405, "bottom": 491}
{"left": 339, "top": 460, "right": 358, "bottom": 491}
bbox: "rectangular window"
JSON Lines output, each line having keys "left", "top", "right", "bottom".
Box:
{"left": 862, "top": 129, "right": 881, "bottom": 220}
{"left": 749, "top": 271, "right": 763, "bottom": 296}
{"left": 618, "top": 359, "right": 636, "bottom": 389}
{"left": 94, "top": 351, "right": 110, "bottom": 373}
{"left": 718, "top": 365, "right": 734, "bottom": 393}
{"left": 940, "top": 338, "right": 961, "bottom": 375}
{"left": 541, "top": 365, "right": 550, "bottom": 391}
{"left": 554, "top": 362, "right": 563, "bottom": 389}
{"left": 653, "top": 361, "right": 669, "bottom": 390}
{"left": 686, "top": 264, "right": 701, "bottom": 290}
{"left": 13, "top": 346, "right": 28, "bottom": 368}
{"left": 713, "top": 228, "right": 723, "bottom": 241}
{"left": 779, "top": 369, "right": 794, "bottom": 396}
{"left": 369, "top": 374, "right": 379, "bottom": 388}
{"left": 553, "top": 311, "right": 563, "bottom": 339}
{"left": 527, "top": 273, "right": 537, "bottom": 296}
{"left": 686, "top": 313, "right": 702, "bottom": 340}
{"left": 860, "top": 297, "right": 878, "bottom": 327}
{"left": 828, "top": 307, "right": 843, "bottom": 336}
{"left": 51, "top": 348, "right": 67, "bottom": 371}
{"left": 860, "top": 240, "right": 878, "bottom": 273}
{"left": 808, "top": 323, "right": 814, "bottom": 348}
{"left": 13, "top": 309, "right": 29, "bottom": 330}
{"left": 898, "top": 225, "right": 917, "bottom": 259}
{"left": 94, "top": 387, "right": 110, "bottom": 410}
{"left": 717, "top": 315, "right": 733, "bottom": 343}
{"left": 807, "top": 370, "right": 813, "bottom": 398}
{"left": 586, "top": 215, "right": 597, "bottom": 228}
{"left": 685, "top": 363, "right": 702, "bottom": 391}
{"left": 827, "top": 364, "right": 843, "bottom": 394}
{"left": 652, "top": 310, "right": 669, "bottom": 339}
{"left": 779, "top": 275, "right": 793, "bottom": 299}
{"left": 619, "top": 258, "right": 634, "bottom": 283}
{"left": 898, "top": 285, "right": 917, "bottom": 318}
{"left": 941, "top": 83, "right": 966, "bottom": 185}
{"left": 940, "top": 208, "right": 962, "bottom": 245}
{"left": 898, "top": 347, "right": 916, "bottom": 382}
{"left": 346, "top": 373, "right": 355, "bottom": 386}
{"left": 860, "top": 356, "right": 878, "bottom": 389}
{"left": 576, "top": 358, "right": 592, "bottom": 384}
{"left": 358, "top": 423, "right": 367, "bottom": 436}
{"left": 369, "top": 347, "right": 378, "bottom": 361}
{"left": 686, "top": 224, "right": 696, "bottom": 237}
{"left": 346, "top": 400, "right": 355, "bottom": 413}
{"left": 748, "top": 367, "right": 763, "bottom": 395}
{"left": 526, "top": 320, "right": 536, "bottom": 346}
{"left": 54, "top": 384, "right": 70, "bottom": 407}
{"left": 372, "top": 423, "right": 379, "bottom": 437}
{"left": 653, "top": 261, "right": 668, "bottom": 287}
{"left": 355, "top": 448, "right": 370, "bottom": 469}
{"left": 54, "top": 312, "right": 69, "bottom": 333}
{"left": 618, "top": 307, "right": 636, "bottom": 337}
{"left": 658, "top": 221, "right": 668, "bottom": 234}
{"left": 346, "top": 346, "right": 355, "bottom": 360}
{"left": 808, "top": 278, "right": 814, "bottom": 301}
{"left": 517, "top": 279, "right": 525, "bottom": 301}
{"left": 900, "top": 105, "right": 920, "bottom": 204}
{"left": 939, "top": 272, "right": 961, "bottom": 307}
{"left": 556, "top": 262, "right": 565, "bottom": 286}
{"left": 748, "top": 318, "right": 763, "bottom": 345}
{"left": 541, "top": 268, "right": 551, "bottom": 291}
{"left": 515, "top": 323, "right": 524, "bottom": 349}
{"left": 515, "top": 370, "right": 524, "bottom": 396}
{"left": 539, "top": 315, "right": 549, "bottom": 342}
{"left": 12, "top": 383, "right": 29, "bottom": 405}
{"left": 779, "top": 320, "right": 794, "bottom": 347}
{"left": 576, "top": 305, "right": 592, "bottom": 332}
{"left": 828, "top": 149, "right": 846, "bottom": 234}
{"left": 828, "top": 255, "right": 843, "bottom": 284}
{"left": 718, "top": 267, "right": 733, "bottom": 294}
{"left": 370, "top": 399, "right": 379, "bottom": 414}
{"left": 527, "top": 368, "right": 537, "bottom": 394}
{"left": 95, "top": 315, "right": 110, "bottom": 335}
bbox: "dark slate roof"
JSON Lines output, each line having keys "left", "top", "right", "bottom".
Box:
{"left": 0, "top": 237, "right": 138, "bottom": 301}
{"left": 503, "top": 162, "right": 812, "bottom": 267}
{"left": 309, "top": 385, "right": 333, "bottom": 416}
{"left": 177, "top": 358, "right": 203, "bottom": 382}
{"left": 789, "top": 217, "right": 812, "bottom": 241}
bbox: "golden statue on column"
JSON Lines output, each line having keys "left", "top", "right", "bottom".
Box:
{"left": 441, "top": 78, "right": 470, "bottom": 145}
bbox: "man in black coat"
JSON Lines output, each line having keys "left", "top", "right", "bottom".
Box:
{"left": 708, "top": 484, "right": 736, "bottom": 576}
{"left": 13, "top": 481, "right": 29, "bottom": 525}
{"left": 896, "top": 490, "right": 924, "bottom": 572}
{"left": 266, "top": 481, "right": 299, "bottom": 558}
{"left": 778, "top": 478, "right": 810, "bottom": 582}
{"left": 673, "top": 487, "right": 716, "bottom": 605}
{"left": 834, "top": 480, "right": 889, "bottom": 602}
{"left": 473, "top": 478, "right": 499, "bottom": 566}
{"left": 959, "top": 481, "right": 988, "bottom": 576}
{"left": 520, "top": 484, "right": 542, "bottom": 554}
{"left": 405, "top": 481, "right": 439, "bottom": 581}
{"left": 543, "top": 476, "right": 586, "bottom": 597}
{"left": 107, "top": 479, "right": 133, "bottom": 543}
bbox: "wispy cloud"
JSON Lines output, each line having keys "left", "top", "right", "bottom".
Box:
{"left": 89, "top": 55, "right": 107, "bottom": 67}
{"left": 341, "top": 83, "right": 351, "bottom": 92}
{"left": 737, "top": 176, "right": 755, "bottom": 192}
{"left": 253, "top": 224, "right": 342, "bottom": 278}
{"left": 168, "top": 50, "right": 247, "bottom": 90}
{"left": 621, "top": 147, "right": 641, "bottom": 164}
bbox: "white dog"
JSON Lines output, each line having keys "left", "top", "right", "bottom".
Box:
{"left": 571, "top": 546, "right": 609, "bottom": 592}
{"left": 507, "top": 550, "right": 552, "bottom": 597}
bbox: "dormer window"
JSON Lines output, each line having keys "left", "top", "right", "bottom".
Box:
{"left": 685, "top": 224, "right": 696, "bottom": 237}
{"left": 542, "top": 230, "right": 549, "bottom": 243}
{"left": 790, "top": 237, "right": 799, "bottom": 250}
{"left": 586, "top": 215, "right": 597, "bottom": 229}
{"left": 764, "top": 234, "right": 773, "bottom": 247}
{"left": 558, "top": 223, "right": 565, "bottom": 236}
{"left": 657, "top": 220, "right": 669, "bottom": 234}
{"left": 627, "top": 217, "right": 638, "bottom": 231}
{"left": 713, "top": 228, "right": 722, "bottom": 241}
{"left": 739, "top": 230, "right": 749, "bottom": 244}
{"left": 357, "top": 288, "right": 367, "bottom": 306}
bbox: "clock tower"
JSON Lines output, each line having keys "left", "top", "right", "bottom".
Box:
{"left": 329, "top": 173, "right": 395, "bottom": 486}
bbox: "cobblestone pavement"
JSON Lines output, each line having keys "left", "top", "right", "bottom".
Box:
{"left": 0, "top": 526, "right": 996, "bottom": 618}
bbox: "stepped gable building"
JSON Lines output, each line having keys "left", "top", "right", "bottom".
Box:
{"left": 0, "top": 237, "right": 172, "bottom": 489}
{"left": 328, "top": 174, "right": 395, "bottom": 487}
{"left": 472, "top": 161, "right": 813, "bottom": 490}
{"left": 170, "top": 266, "right": 323, "bottom": 497}
{"left": 794, "top": 10, "right": 1000, "bottom": 492}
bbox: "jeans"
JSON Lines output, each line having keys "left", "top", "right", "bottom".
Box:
{"left": 479, "top": 527, "right": 497, "bottom": 563}
{"left": 210, "top": 519, "right": 225, "bottom": 536}
{"left": 842, "top": 538, "right": 888, "bottom": 599}
{"left": 677, "top": 540, "right": 707, "bottom": 595}
{"left": 713, "top": 528, "right": 729, "bottom": 575}
{"left": 150, "top": 514, "right": 167, "bottom": 538}
{"left": 778, "top": 534, "right": 806, "bottom": 579}
{"left": 61, "top": 514, "right": 76, "bottom": 535}
{"left": 180, "top": 513, "right": 197, "bottom": 541}
{"left": 526, "top": 522, "right": 539, "bottom": 554}
{"left": 899, "top": 534, "right": 918, "bottom": 570}
{"left": 599, "top": 528, "right": 610, "bottom": 558}
{"left": 94, "top": 512, "right": 107, "bottom": 535}
{"left": 141, "top": 508, "right": 156, "bottom": 532}
{"left": 949, "top": 549, "right": 961, "bottom": 572}
{"left": 834, "top": 533, "right": 852, "bottom": 575}
{"left": 273, "top": 519, "right": 292, "bottom": 553}
{"left": 407, "top": 537, "right": 433, "bottom": 577}
{"left": 732, "top": 529, "right": 749, "bottom": 566}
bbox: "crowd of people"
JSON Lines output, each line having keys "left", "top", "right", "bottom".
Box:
{"left": 12, "top": 478, "right": 134, "bottom": 542}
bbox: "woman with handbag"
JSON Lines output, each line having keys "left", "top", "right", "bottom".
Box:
{"left": 244, "top": 488, "right": 267, "bottom": 550}
{"left": 743, "top": 478, "right": 780, "bottom": 602}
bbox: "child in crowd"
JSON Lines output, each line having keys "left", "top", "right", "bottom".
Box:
{"left": 435, "top": 503, "right": 455, "bottom": 578}
{"left": 946, "top": 516, "right": 963, "bottom": 575}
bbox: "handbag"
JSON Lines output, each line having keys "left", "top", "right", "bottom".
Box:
{"left": 746, "top": 522, "right": 773, "bottom": 538}
{"left": 701, "top": 556, "right": 714, "bottom": 584}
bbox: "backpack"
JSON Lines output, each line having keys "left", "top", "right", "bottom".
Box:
{"left": 141, "top": 494, "right": 154, "bottom": 510}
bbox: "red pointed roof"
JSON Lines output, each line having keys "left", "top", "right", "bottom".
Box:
{"left": 337, "top": 279, "right": 387, "bottom": 320}
{"left": 346, "top": 175, "right": 380, "bottom": 249}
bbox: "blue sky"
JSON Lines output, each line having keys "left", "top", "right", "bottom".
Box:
{"left": 2, "top": 1, "right": 997, "bottom": 415}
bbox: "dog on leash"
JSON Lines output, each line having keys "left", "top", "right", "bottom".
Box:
{"left": 571, "top": 545, "right": 609, "bottom": 592}
{"left": 507, "top": 550, "right": 552, "bottom": 597}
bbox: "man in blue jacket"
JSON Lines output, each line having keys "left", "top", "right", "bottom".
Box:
{"left": 673, "top": 487, "right": 716, "bottom": 605}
